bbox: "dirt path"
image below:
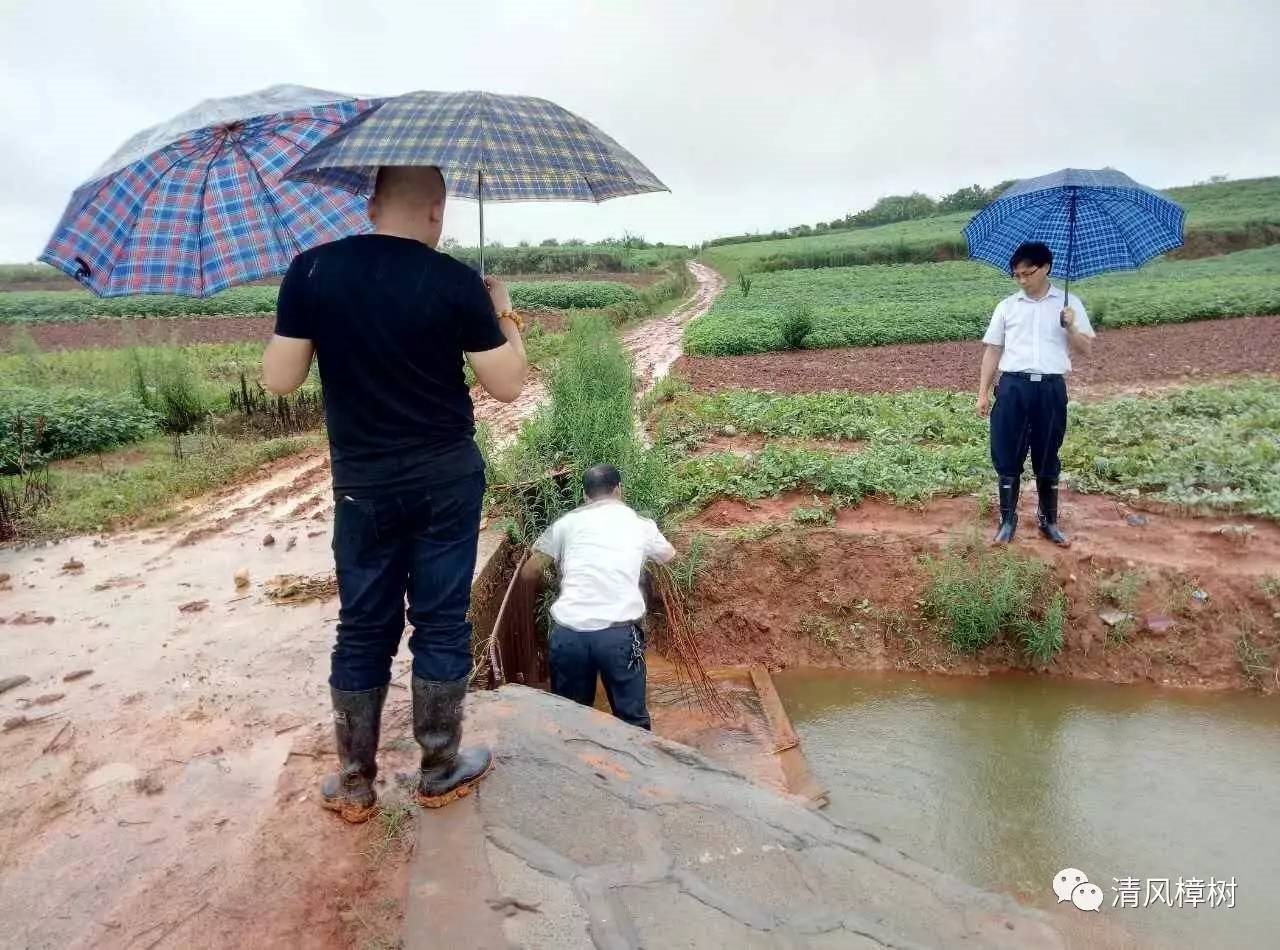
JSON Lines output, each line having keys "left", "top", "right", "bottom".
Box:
{"left": 676, "top": 314, "right": 1280, "bottom": 395}
{"left": 0, "top": 261, "right": 723, "bottom": 948}
{"left": 472, "top": 260, "right": 724, "bottom": 444}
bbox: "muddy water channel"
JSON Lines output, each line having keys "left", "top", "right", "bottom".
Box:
{"left": 774, "top": 670, "right": 1280, "bottom": 949}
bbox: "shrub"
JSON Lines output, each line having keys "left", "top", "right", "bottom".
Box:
{"left": 509, "top": 281, "right": 640, "bottom": 310}
{"left": 0, "top": 386, "right": 159, "bottom": 471}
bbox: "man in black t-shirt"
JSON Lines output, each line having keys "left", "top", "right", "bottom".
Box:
{"left": 264, "top": 165, "right": 527, "bottom": 822}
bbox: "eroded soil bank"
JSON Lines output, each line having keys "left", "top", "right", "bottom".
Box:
{"left": 676, "top": 489, "right": 1280, "bottom": 692}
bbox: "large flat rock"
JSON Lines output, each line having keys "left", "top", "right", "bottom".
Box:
{"left": 405, "top": 685, "right": 1067, "bottom": 949}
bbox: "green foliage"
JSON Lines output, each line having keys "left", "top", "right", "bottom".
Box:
{"left": 701, "top": 176, "right": 1280, "bottom": 276}
{"left": 509, "top": 281, "right": 640, "bottom": 310}
{"left": 0, "top": 287, "right": 279, "bottom": 324}
{"left": 4, "top": 432, "right": 317, "bottom": 536}
{"left": 1235, "top": 633, "right": 1276, "bottom": 690}
{"left": 684, "top": 245, "right": 1280, "bottom": 356}
{"left": 0, "top": 386, "right": 159, "bottom": 471}
{"left": 791, "top": 503, "right": 834, "bottom": 526}
{"left": 669, "top": 533, "right": 708, "bottom": 594}
{"left": 738, "top": 272, "right": 753, "bottom": 297}
{"left": 499, "top": 314, "right": 673, "bottom": 542}
{"left": 779, "top": 301, "right": 813, "bottom": 350}
{"left": 922, "top": 545, "right": 1064, "bottom": 661}
{"left": 129, "top": 349, "right": 209, "bottom": 433}
{"left": 448, "top": 242, "right": 687, "bottom": 275}
{"left": 659, "top": 380, "right": 1280, "bottom": 519}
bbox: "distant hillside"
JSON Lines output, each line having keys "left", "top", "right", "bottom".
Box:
{"left": 702, "top": 176, "right": 1280, "bottom": 277}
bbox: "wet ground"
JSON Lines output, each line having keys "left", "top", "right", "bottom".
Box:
{"left": 675, "top": 314, "right": 1280, "bottom": 395}
{"left": 0, "top": 262, "right": 721, "bottom": 948}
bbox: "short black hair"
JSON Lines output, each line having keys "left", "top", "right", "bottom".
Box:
{"left": 583, "top": 463, "right": 622, "bottom": 500}
{"left": 1010, "top": 241, "right": 1053, "bottom": 273}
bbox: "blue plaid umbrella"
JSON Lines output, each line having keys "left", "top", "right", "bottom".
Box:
{"left": 286, "top": 90, "right": 668, "bottom": 273}
{"left": 41, "top": 85, "right": 380, "bottom": 297}
{"left": 964, "top": 168, "right": 1185, "bottom": 302}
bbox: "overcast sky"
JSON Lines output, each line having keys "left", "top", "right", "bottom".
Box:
{"left": 2, "top": 0, "right": 1278, "bottom": 262}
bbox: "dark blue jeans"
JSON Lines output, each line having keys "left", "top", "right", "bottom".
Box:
{"left": 329, "top": 471, "right": 485, "bottom": 692}
{"left": 990, "top": 374, "right": 1068, "bottom": 481}
{"left": 548, "top": 622, "right": 651, "bottom": 730}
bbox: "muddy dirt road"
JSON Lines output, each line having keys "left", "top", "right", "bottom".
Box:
{"left": 0, "top": 261, "right": 722, "bottom": 948}
{"left": 472, "top": 260, "right": 723, "bottom": 443}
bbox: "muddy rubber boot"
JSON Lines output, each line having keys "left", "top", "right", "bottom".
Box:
{"left": 319, "top": 685, "right": 387, "bottom": 824}
{"left": 1036, "top": 477, "right": 1071, "bottom": 547}
{"left": 992, "top": 476, "right": 1019, "bottom": 544}
{"left": 412, "top": 676, "right": 493, "bottom": 809}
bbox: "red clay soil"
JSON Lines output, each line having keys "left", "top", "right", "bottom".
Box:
{"left": 675, "top": 314, "right": 1280, "bottom": 395}
{"left": 1, "top": 308, "right": 566, "bottom": 352}
{"left": 677, "top": 488, "right": 1280, "bottom": 692}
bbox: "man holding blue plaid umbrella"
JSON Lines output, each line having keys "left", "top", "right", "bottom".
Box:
{"left": 966, "top": 168, "right": 1184, "bottom": 548}
{"left": 977, "top": 241, "right": 1095, "bottom": 547}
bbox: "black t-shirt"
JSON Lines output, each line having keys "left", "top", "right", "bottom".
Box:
{"left": 274, "top": 234, "right": 507, "bottom": 493}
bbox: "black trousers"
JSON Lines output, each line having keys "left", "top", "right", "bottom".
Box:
{"left": 549, "top": 622, "right": 651, "bottom": 730}
{"left": 329, "top": 472, "right": 485, "bottom": 692}
{"left": 990, "top": 374, "right": 1068, "bottom": 481}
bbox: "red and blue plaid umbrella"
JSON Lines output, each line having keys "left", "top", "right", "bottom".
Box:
{"left": 286, "top": 90, "right": 668, "bottom": 273}
{"left": 40, "top": 85, "right": 381, "bottom": 297}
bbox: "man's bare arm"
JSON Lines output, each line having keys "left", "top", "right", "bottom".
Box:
{"left": 467, "top": 277, "right": 528, "bottom": 403}
{"left": 519, "top": 551, "right": 554, "bottom": 584}
{"left": 977, "top": 344, "right": 1001, "bottom": 417}
{"left": 263, "top": 335, "right": 315, "bottom": 395}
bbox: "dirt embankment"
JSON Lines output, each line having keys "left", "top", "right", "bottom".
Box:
{"left": 679, "top": 489, "right": 1280, "bottom": 692}
{"left": 676, "top": 314, "right": 1280, "bottom": 395}
{"left": 1, "top": 309, "right": 570, "bottom": 353}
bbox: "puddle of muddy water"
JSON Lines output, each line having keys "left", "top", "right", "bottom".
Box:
{"left": 774, "top": 669, "right": 1280, "bottom": 950}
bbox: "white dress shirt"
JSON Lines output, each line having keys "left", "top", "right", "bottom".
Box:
{"left": 982, "top": 284, "right": 1095, "bottom": 375}
{"left": 534, "top": 498, "right": 676, "bottom": 632}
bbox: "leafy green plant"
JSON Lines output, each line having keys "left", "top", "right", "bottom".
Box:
{"left": 1236, "top": 633, "right": 1276, "bottom": 690}
{"left": 0, "top": 386, "right": 159, "bottom": 471}
{"left": 669, "top": 533, "right": 708, "bottom": 594}
{"left": 738, "top": 272, "right": 753, "bottom": 297}
{"left": 791, "top": 503, "right": 833, "bottom": 526}
{"left": 509, "top": 281, "right": 640, "bottom": 310}
{"left": 684, "top": 245, "right": 1280, "bottom": 356}
{"left": 921, "top": 545, "right": 1063, "bottom": 660}
{"left": 779, "top": 301, "right": 813, "bottom": 350}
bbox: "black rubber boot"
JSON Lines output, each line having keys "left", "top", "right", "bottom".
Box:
{"left": 412, "top": 676, "right": 493, "bottom": 809}
{"left": 320, "top": 685, "right": 388, "bottom": 823}
{"left": 992, "top": 476, "right": 1019, "bottom": 544}
{"left": 1036, "top": 477, "right": 1071, "bottom": 547}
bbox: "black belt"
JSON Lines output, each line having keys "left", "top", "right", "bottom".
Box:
{"left": 1002, "top": 371, "right": 1063, "bottom": 382}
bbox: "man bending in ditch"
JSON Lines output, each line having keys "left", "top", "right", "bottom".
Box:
{"left": 977, "top": 241, "right": 1094, "bottom": 546}
{"left": 262, "top": 165, "right": 528, "bottom": 822}
{"left": 520, "top": 464, "right": 676, "bottom": 729}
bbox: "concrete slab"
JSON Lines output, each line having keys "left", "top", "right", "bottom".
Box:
{"left": 403, "top": 685, "right": 1069, "bottom": 949}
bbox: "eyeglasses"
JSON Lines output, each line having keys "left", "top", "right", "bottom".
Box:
{"left": 1012, "top": 264, "right": 1046, "bottom": 279}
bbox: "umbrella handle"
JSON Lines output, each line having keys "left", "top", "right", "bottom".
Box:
{"left": 1061, "top": 188, "right": 1076, "bottom": 328}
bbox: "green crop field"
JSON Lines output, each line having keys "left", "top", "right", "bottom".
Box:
{"left": 657, "top": 379, "right": 1280, "bottom": 519}
{"left": 0, "top": 278, "right": 651, "bottom": 324}
{"left": 702, "top": 176, "right": 1280, "bottom": 277}
{"left": 683, "top": 245, "right": 1280, "bottom": 356}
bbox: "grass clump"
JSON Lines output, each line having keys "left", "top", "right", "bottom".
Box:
{"left": 922, "top": 544, "right": 1065, "bottom": 662}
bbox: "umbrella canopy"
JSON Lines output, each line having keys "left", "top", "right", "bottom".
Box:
{"left": 964, "top": 168, "right": 1185, "bottom": 282}
{"left": 41, "top": 84, "right": 381, "bottom": 297}
{"left": 285, "top": 90, "right": 668, "bottom": 272}
{"left": 286, "top": 89, "right": 668, "bottom": 201}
